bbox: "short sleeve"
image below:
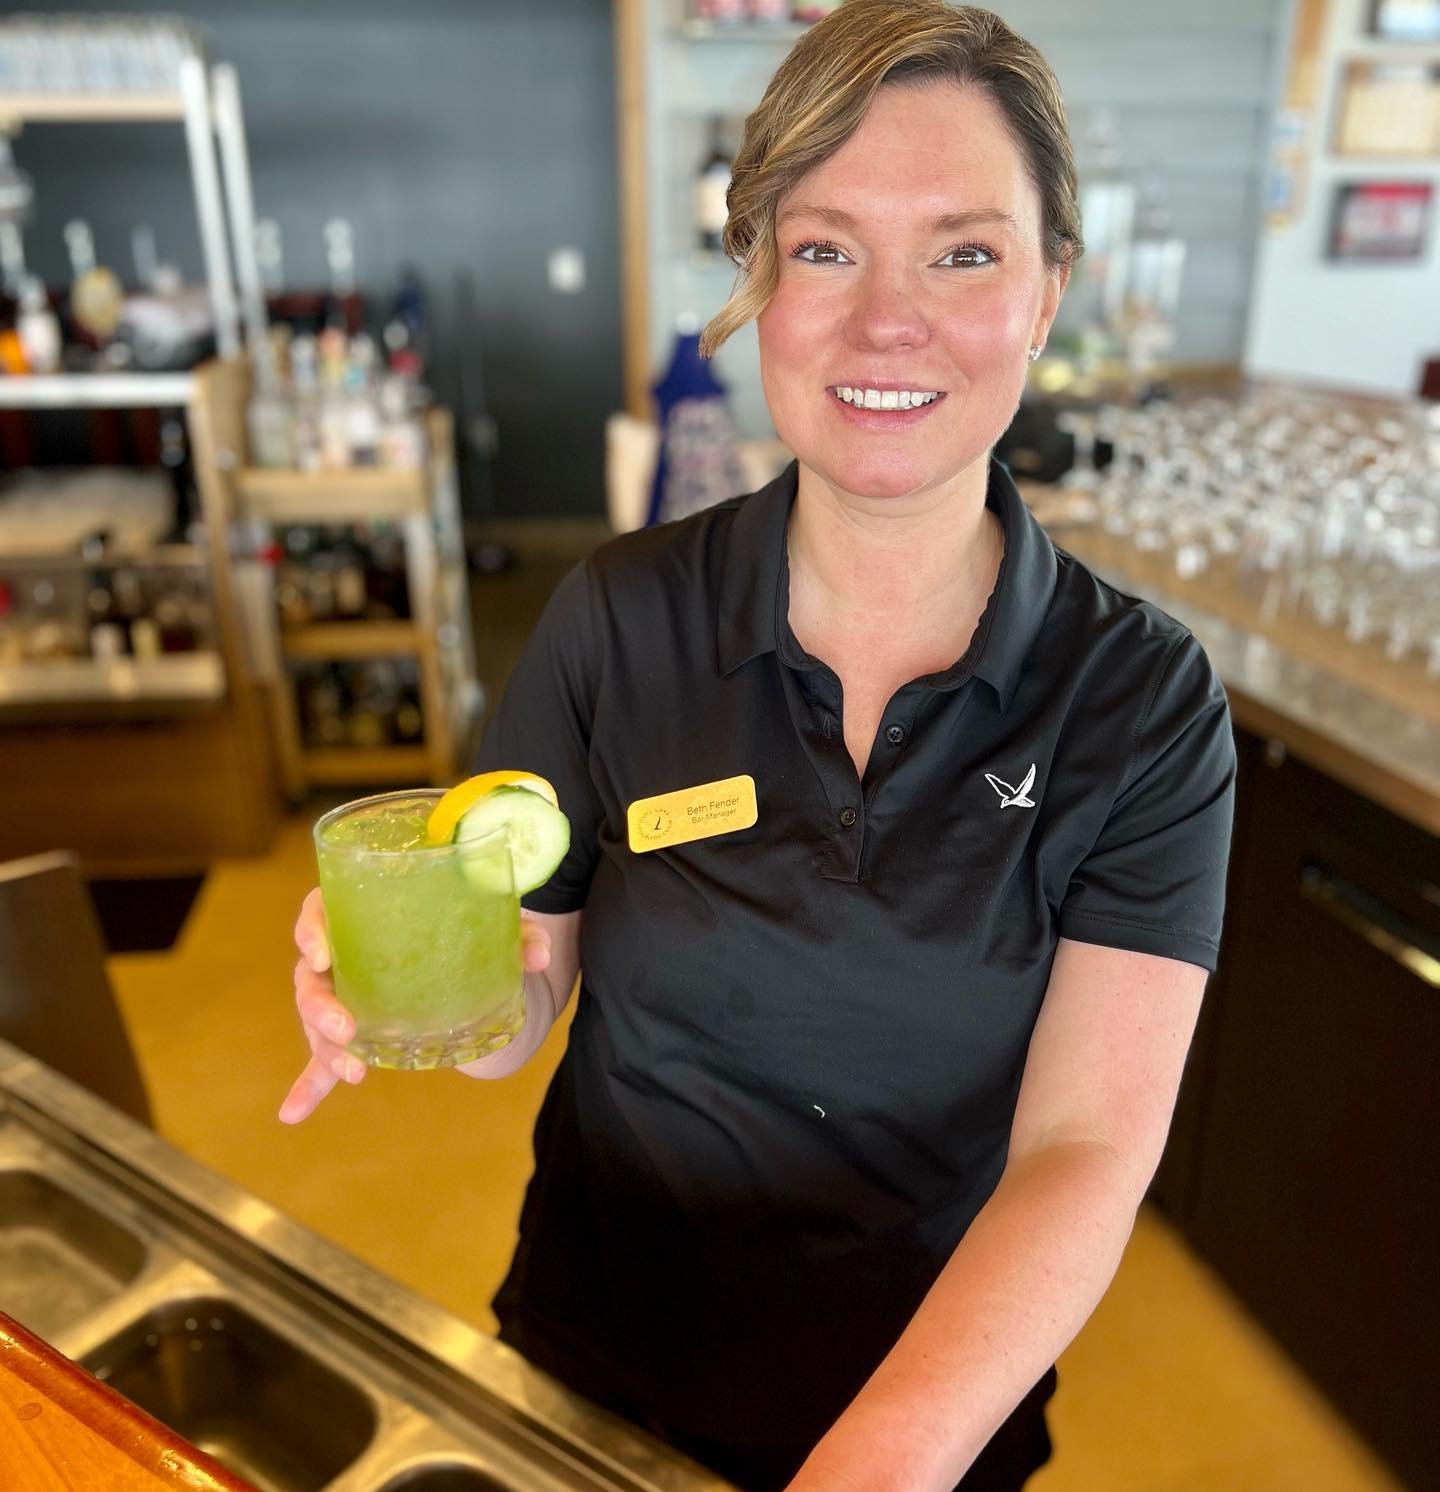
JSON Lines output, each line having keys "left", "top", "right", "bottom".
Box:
{"left": 473, "top": 558, "right": 604, "bottom": 913}
{"left": 1059, "top": 632, "right": 1237, "bottom": 972}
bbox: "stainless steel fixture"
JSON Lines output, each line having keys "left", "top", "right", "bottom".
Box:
{"left": 0, "top": 1038, "right": 732, "bottom": 1492}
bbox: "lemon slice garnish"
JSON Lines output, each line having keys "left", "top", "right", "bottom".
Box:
{"left": 425, "top": 770, "right": 559, "bottom": 847}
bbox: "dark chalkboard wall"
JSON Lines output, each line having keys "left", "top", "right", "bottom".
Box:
{"left": 14, "top": 0, "right": 622, "bottom": 518}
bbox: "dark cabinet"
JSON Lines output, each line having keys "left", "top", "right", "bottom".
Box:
{"left": 1152, "top": 730, "right": 1440, "bottom": 1492}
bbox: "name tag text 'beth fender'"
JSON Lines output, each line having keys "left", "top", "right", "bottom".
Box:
{"left": 626, "top": 774, "right": 758, "bottom": 854}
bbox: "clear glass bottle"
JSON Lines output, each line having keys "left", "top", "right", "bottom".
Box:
{"left": 246, "top": 344, "right": 296, "bottom": 468}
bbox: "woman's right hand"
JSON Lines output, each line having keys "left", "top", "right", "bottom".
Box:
{"left": 278, "top": 887, "right": 365, "bottom": 1125}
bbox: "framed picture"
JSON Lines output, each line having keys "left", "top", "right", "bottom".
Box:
{"left": 1334, "top": 59, "right": 1440, "bottom": 156}
{"left": 1328, "top": 181, "right": 1434, "bottom": 260}
{"left": 1370, "top": 0, "right": 1440, "bottom": 41}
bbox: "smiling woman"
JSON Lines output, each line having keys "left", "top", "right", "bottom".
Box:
{"left": 285, "top": 6, "right": 1237, "bottom": 1492}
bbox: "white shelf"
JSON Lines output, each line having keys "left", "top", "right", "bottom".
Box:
{"left": 0, "top": 92, "right": 186, "bottom": 124}
{"left": 0, "top": 374, "right": 196, "bottom": 410}
{"left": 0, "top": 652, "right": 225, "bottom": 708}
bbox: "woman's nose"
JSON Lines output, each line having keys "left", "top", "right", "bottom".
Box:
{"left": 845, "top": 270, "right": 931, "bottom": 350}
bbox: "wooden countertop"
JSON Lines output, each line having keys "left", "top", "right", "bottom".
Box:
{"left": 1019, "top": 483, "right": 1440, "bottom": 837}
{"left": 0, "top": 1311, "right": 254, "bottom": 1490}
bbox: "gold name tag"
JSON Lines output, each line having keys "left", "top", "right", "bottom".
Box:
{"left": 627, "top": 774, "right": 758, "bottom": 854}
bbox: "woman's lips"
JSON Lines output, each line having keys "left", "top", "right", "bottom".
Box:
{"left": 827, "top": 389, "right": 947, "bottom": 429}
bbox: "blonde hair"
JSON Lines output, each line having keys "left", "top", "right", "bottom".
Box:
{"left": 700, "top": 0, "right": 1084, "bottom": 358}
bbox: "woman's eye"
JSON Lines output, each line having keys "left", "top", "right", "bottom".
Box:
{"left": 939, "top": 243, "right": 996, "bottom": 268}
{"left": 791, "top": 239, "right": 849, "bottom": 265}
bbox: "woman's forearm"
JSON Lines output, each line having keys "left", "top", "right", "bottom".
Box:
{"left": 788, "top": 1141, "right": 1145, "bottom": 1492}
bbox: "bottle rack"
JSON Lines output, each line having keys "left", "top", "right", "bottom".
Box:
{"left": 214, "top": 364, "right": 480, "bottom": 799}
{"left": 0, "top": 360, "right": 282, "bottom": 873}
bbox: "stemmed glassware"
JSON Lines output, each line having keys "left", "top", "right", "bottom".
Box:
{"left": 1073, "top": 386, "right": 1440, "bottom": 677}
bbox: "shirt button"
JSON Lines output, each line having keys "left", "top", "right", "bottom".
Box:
{"left": 885, "top": 723, "right": 906, "bottom": 745}
{"left": 838, "top": 807, "right": 858, "bottom": 828}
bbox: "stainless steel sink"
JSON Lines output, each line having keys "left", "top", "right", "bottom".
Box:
{"left": 0, "top": 1041, "right": 731, "bottom": 1491}
{"left": 83, "top": 1295, "right": 377, "bottom": 1492}
{"left": 0, "top": 1167, "right": 147, "bottom": 1339}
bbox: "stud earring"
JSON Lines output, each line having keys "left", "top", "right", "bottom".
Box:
{"left": 1028, "top": 345, "right": 1043, "bottom": 362}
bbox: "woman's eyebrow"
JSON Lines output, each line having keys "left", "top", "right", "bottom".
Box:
{"left": 777, "top": 204, "right": 1017, "bottom": 233}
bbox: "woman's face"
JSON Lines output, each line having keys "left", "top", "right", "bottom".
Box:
{"left": 758, "top": 80, "right": 1067, "bottom": 506}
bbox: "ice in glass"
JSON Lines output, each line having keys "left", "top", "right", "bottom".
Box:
{"left": 313, "top": 789, "right": 525, "bottom": 1069}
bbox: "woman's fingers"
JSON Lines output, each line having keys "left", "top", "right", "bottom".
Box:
{"left": 294, "top": 886, "right": 331, "bottom": 973}
{"left": 281, "top": 951, "right": 365, "bottom": 1124}
{"left": 279, "top": 1053, "right": 347, "bottom": 1124}
{"left": 520, "top": 910, "right": 551, "bottom": 975}
{"left": 294, "top": 957, "right": 354, "bottom": 1044}
{"left": 294, "top": 963, "right": 362, "bottom": 1077}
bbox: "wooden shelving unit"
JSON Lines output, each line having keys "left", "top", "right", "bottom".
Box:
{"left": 279, "top": 621, "right": 423, "bottom": 660}
{"left": 0, "top": 360, "right": 284, "bottom": 872}
{"left": 209, "top": 374, "right": 481, "bottom": 800}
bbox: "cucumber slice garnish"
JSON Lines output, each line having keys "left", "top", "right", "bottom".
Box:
{"left": 454, "top": 785, "right": 570, "bottom": 895}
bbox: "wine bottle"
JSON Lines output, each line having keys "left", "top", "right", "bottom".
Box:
{"left": 694, "top": 121, "right": 732, "bottom": 256}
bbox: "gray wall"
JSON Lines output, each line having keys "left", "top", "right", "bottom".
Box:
{"left": 1008, "top": 0, "right": 1290, "bottom": 368}
{"left": 14, "top": 0, "right": 623, "bottom": 518}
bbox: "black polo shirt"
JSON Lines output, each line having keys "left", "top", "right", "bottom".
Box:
{"left": 475, "top": 458, "right": 1235, "bottom": 1458}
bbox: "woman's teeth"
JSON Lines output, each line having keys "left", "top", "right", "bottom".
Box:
{"left": 832, "top": 387, "right": 941, "bottom": 410}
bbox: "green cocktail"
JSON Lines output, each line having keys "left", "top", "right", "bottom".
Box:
{"left": 313, "top": 789, "right": 525, "bottom": 1070}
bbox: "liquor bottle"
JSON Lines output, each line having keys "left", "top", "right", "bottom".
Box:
{"left": 130, "top": 224, "right": 160, "bottom": 290}
{"left": 322, "top": 218, "right": 356, "bottom": 334}
{"left": 254, "top": 218, "right": 285, "bottom": 296}
{"left": 332, "top": 532, "right": 369, "bottom": 618}
{"left": 150, "top": 593, "right": 186, "bottom": 653}
{"left": 364, "top": 521, "right": 410, "bottom": 619}
{"left": 306, "top": 555, "right": 338, "bottom": 621}
{"left": 349, "top": 660, "right": 398, "bottom": 747}
{"left": 158, "top": 412, "right": 199, "bottom": 538}
{"left": 275, "top": 526, "right": 315, "bottom": 628}
{"left": 289, "top": 335, "right": 323, "bottom": 472}
{"left": 694, "top": 121, "right": 732, "bottom": 256}
{"left": 25, "top": 579, "right": 71, "bottom": 661}
{"left": 15, "top": 275, "right": 61, "bottom": 373}
{"left": 382, "top": 266, "right": 428, "bottom": 381}
{"left": 315, "top": 328, "right": 351, "bottom": 471}
{"left": 0, "top": 221, "right": 26, "bottom": 300}
{"left": 378, "top": 374, "right": 426, "bottom": 470}
{"left": 246, "top": 342, "right": 296, "bottom": 468}
{"left": 63, "top": 219, "right": 124, "bottom": 346}
{"left": 300, "top": 665, "right": 347, "bottom": 748}
{"left": 87, "top": 566, "right": 125, "bottom": 660}
{"left": 344, "top": 334, "right": 381, "bottom": 468}
{"left": 130, "top": 613, "right": 162, "bottom": 662}
{"left": 0, "top": 134, "right": 34, "bottom": 293}
{"left": 110, "top": 568, "right": 145, "bottom": 653}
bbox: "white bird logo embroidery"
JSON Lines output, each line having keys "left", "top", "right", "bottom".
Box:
{"left": 985, "top": 763, "right": 1037, "bottom": 810}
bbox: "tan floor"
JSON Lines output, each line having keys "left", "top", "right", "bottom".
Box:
{"left": 106, "top": 522, "right": 1404, "bottom": 1491}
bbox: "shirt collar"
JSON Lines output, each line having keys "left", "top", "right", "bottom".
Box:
{"left": 715, "top": 457, "right": 1057, "bottom": 711}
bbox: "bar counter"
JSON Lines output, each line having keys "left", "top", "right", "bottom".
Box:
{"left": 1021, "top": 482, "right": 1440, "bottom": 836}
{"left": 1018, "top": 483, "right": 1439, "bottom": 1492}
{"left": 0, "top": 1308, "right": 253, "bottom": 1490}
